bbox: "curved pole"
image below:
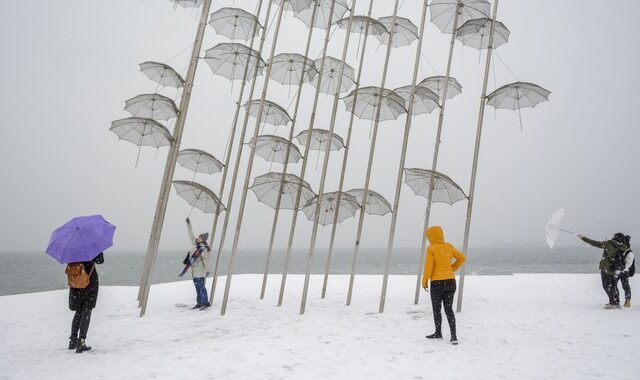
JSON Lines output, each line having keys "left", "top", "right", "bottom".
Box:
{"left": 322, "top": 0, "right": 376, "bottom": 300}
{"left": 277, "top": 0, "right": 338, "bottom": 307}
{"left": 208, "top": 0, "right": 265, "bottom": 305}
{"left": 138, "top": 0, "right": 214, "bottom": 317}
{"left": 413, "top": 0, "right": 463, "bottom": 305}
{"left": 300, "top": 0, "right": 356, "bottom": 315}
{"left": 220, "top": 2, "right": 287, "bottom": 316}
{"left": 379, "top": 0, "right": 429, "bottom": 313}
{"left": 346, "top": 0, "right": 400, "bottom": 307}
{"left": 260, "top": 3, "right": 319, "bottom": 300}
{"left": 457, "top": 0, "right": 499, "bottom": 313}
{"left": 208, "top": 0, "right": 276, "bottom": 303}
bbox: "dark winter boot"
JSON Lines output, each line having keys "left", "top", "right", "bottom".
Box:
{"left": 450, "top": 336, "right": 458, "bottom": 345}
{"left": 68, "top": 337, "right": 77, "bottom": 350}
{"left": 192, "top": 304, "right": 202, "bottom": 310}
{"left": 425, "top": 333, "right": 443, "bottom": 339}
{"left": 200, "top": 303, "right": 211, "bottom": 310}
{"left": 75, "top": 339, "right": 92, "bottom": 353}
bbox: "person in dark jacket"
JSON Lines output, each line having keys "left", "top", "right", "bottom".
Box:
{"left": 578, "top": 233, "right": 627, "bottom": 309}
{"left": 69, "top": 252, "right": 104, "bottom": 353}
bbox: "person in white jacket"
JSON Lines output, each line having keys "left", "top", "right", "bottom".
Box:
{"left": 186, "top": 218, "right": 211, "bottom": 309}
{"left": 619, "top": 235, "right": 634, "bottom": 308}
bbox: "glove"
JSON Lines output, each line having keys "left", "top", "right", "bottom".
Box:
{"left": 614, "top": 270, "right": 622, "bottom": 277}
{"left": 423, "top": 285, "right": 429, "bottom": 292}
{"left": 186, "top": 217, "right": 191, "bottom": 224}
{"left": 576, "top": 234, "right": 584, "bottom": 240}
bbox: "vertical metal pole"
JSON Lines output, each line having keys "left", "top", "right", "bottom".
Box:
{"left": 379, "top": 0, "right": 429, "bottom": 313}
{"left": 208, "top": 0, "right": 265, "bottom": 305}
{"left": 138, "top": 0, "right": 214, "bottom": 317}
{"left": 260, "top": 3, "right": 319, "bottom": 300}
{"left": 322, "top": 0, "right": 376, "bottom": 299}
{"left": 346, "top": 0, "right": 400, "bottom": 306}
{"left": 300, "top": 0, "right": 356, "bottom": 315}
{"left": 413, "top": 0, "right": 462, "bottom": 305}
{"left": 456, "top": 0, "right": 499, "bottom": 313}
{"left": 277, "top": 0, "right": 338, "bottom": 307}
{"left": 209, "top": 0, "right": 276, "bottom": 303}
{"left": 220, "top": 2, "right": 287, "bottom": 316}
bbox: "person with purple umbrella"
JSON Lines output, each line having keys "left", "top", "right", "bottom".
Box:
{"left": 46, "top": 215, "right": 116, "bottom": 353}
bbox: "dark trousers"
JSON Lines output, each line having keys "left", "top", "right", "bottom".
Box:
{"left": 193, "top": 277, "right": 209, "bottom": 306}
{"left": 618, "top": 272, "right": 631, "bottom": 301}
{"left": 430, "top": 279, "right": 457, "bottom": 338}
{"left": 71, "top": 307, "right": 92, "bottom": 340}
{"left": 601, "top": 272, "right": 620, "bottom": 305}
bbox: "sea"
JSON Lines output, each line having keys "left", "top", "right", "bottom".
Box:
{"left": 0, "top": 246, "right": 600, "bottom": 296}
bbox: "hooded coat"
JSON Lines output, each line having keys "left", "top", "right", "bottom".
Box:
{"left": 580, "top": 236, "right": 627, "bottom": 275}
{"left": 422, "top": 226, "right": 466, "bottom": 288}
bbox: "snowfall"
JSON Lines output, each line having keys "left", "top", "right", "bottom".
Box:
{"left": 1, "top": 274, "right": 639, "bottom": 379}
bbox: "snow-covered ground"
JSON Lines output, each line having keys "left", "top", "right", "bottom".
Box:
{"left": 1, "top": 274, "right": 639, "bottom": 379}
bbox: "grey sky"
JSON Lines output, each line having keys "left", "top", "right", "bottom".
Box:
{"left": 1, "top": 0, "right": 638, "bottom": 253}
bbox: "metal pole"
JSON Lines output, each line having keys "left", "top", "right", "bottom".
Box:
{"left": 220, "top": 2, "right": 287, "bottom": 316}
{"left": 300, "top": 0, "right": 356, "bottom": 315}
{"left": 260, "top": 3, "right": 319, "bottom": 300}
{"left": 208, "top": 0, "right": 276, "bottom": 303}
{"left": 413, "top": 0, "right": 462, "bottom": 305}
{"left": 346, "top": 0, "right": 400, "bottom": 306}
{"left": 379, "top": 0, "right": 429, "bottom": 313}
{"left": 277, "top": 0, "right": 338, "bottom": 307}
{"left": 138, "top": 0, "right": 214, "bottom": 317}
{"left": 322, "top": 0, "right": 376, "bottom": 299}
{"left": 456, "top": 0, "right": 499, "bottom": 313}
{"left": 208, "top": 0, "right": 265, "bottom": 305}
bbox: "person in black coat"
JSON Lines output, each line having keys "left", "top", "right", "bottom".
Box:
{"left": 69, "top": 252, "right": 103, "bottom": 353}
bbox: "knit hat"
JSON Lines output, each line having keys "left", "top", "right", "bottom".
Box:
{"left": 198, "top": 233, "right": 209, "bottom": 241}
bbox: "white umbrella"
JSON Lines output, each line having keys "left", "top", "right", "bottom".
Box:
{"left": 545, "top": 208, "right": 577, "bottom": 249}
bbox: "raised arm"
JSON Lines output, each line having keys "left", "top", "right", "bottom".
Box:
{"left": 186, "top": 218, "right": 196, "bottom": 243}
{"left": 579, "top": 235, "right": 605, "bottom": 249}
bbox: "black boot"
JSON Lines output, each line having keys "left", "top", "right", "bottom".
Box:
{"left": 68, "top": 337, "right": 77, "bottom": 350}
{"left": 426, "top": 332, "right": 443, "bottom": 339}
{"left": 450, "top": 336, "right": 458, "bottom": 345}
{"left": 75, "top": 339, "right": 92, "bottom": 353}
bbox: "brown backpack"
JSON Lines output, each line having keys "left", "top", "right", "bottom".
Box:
{"left": 65, "top": 263, "right": 94, "bottom": 289}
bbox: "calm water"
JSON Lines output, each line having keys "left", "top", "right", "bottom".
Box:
{"left": 0, "top": 246, "right": 599, "bottom": 296}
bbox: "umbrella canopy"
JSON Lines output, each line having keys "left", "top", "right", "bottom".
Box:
{"left": 139, "top": 61, "right": 184, "bottom": 88}
{"left": 403, "top": 168, "right": 467, "bottom": 205}
{"left": 248, "top": 135, "right": 303, "bottom": 164}
{"left": 311, "top": 56, "right": 355, "bottom": 95}
{"left": 294, "top": 0, "right": 349, "bottom": 30}
{"left": 302, "top": 191, "right": 360, "bottom": 226}
{"left": 124, "top": 94, "right": 179, "bottom": 121}
{"left": 418, "top": 76, "right": 462, "bottom": 100}
{"left": 204, "top": 43, "right": 266, "bottom": 81}
{"left": 393, "top": 85, "right": 440, "bottom": 116}
{"left": 456, "top": 18, "right": 510, "bottom": 50}
{"left": 46, "top": 215, "right": 116, "bottom": 264}
{"left": 342, "top": 86, "right": 407, "bottom": 121}
{"left": 172, "top": 180, "right": 224, "bottom": 214}
{"left": 273, "top": 0, "right": 314, "bottom": 14}
{"left": 295, "top": 129, "right": 345, "bottom": 151}
{"left": 429, "top": 0, "right": 491, "bottom": 34}
{"left": 545, "top": 209, "right": 565, "bottom": 250}
{"left": 376, "top": 16, "right": 419, "bottom": 48}
{"left": 172, "top": 0, "right": 204, "bottom": 8}
{"left": 486, "top": 81, "right": 551, "bottom": 130}
{"left": 243, "top": 99, "right": 292, "bottom": 127}
{"left": 177, "top": 149, "right": 224, "bottom": 174}
{"left": 208, "top": 7, "right": 262, "bottom": 41}
{"left": 346, "top": 188, "right": 392, "bottom": 216}
{"left": 109, "top": 117, "right": 173, "bottom": 148}
{"left": 268, "top": 53, "right": 317, "bottom": 86}
{"left": 335, "top": 15, "right": 388, "bottom": 37}
{"left": 250, "top": 172, "right": 316, "bottom": 210}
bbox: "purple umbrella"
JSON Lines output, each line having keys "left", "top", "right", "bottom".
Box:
{"left": 46, "top": 215, "right": 116, "bottom": 264}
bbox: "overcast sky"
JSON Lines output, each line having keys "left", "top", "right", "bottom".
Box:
{"left": 1, "top": 0, "right": 638, "bottom": 253}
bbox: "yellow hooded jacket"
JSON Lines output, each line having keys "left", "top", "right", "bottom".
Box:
{"left": 422, "top": 226, "right": 466, "bottom": 287}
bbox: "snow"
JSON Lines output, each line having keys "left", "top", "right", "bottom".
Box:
{"left": 1, "top": 274, "right": 639, "bottom": 379}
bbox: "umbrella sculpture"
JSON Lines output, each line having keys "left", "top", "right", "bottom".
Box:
{"left": 268, "top": 53, "right": 317, "bottom": 97}
{"left": 302, "top": 191, "right": 360, "bottom": 226}
{"left": 272, "top": 0, "right": 314, "bottom": 14}
{"left": 294, "top": 0, "right": 349, "bottom": 30}
{"left": 335, "top": 15, "right": 387, "bottom": 57}
{"left": 247, "top": 135, "right": 303, "bottom": 165}
{"left": 295, "top": 128, "right": 345, "bottom": 169}
{"left": 310, "top": 56, "right": 355, "bottom": 95}
{"left": 172, "top": 0, "right": 204, "bottom": 8}
{"left": 46, "top": 215, "right": 116, "bottom": 264}
{"left": 243, "top": 99, "right": 292, "bottom": 132}
{"left": 139, "top": 61, "right": 185, "bottom": 88}
{"left": 418, "top": 75, "right": 463, "bottom": 100}
{"left": 124, "top": 94, "right": 179, "bottom": 121}
{"left": 375, "top": 16, "right": 419, "bottom": 48}
{"left": 251, "top": 172, "right": 316, "bottom": 210}
{"left": 393, "top": 85, "right": 440, "bottom": 116}
{"left": 204, "top": 43, "right": 266, "bottom": 83}
{"left": 346, "top": 188, "right": 392, "bottom": 216}
{"left": 177, "top": 149, "right": 224, "bottom": 177}
{"left": 429, "top": 0, "right": 491, "bottom": 34}
{"left": 208, "top": 7, "right": 263, "bottom": 41}
{"left": 110, "top": 117, "right": 174, "bottom": 167}
{"left": 172, "top": 180, "right": 224, "bottom": 214}
{"left": 342, "top": 86, "right": 406, "bottom": 121}
{"left": 486, "top": 82, "right": 552, "bottom": 131}
{"left": 456, "top": 17, "right": 510, "bottom": 51}
{"left": 404, "top": 168, "right": 467, "bottom": 204}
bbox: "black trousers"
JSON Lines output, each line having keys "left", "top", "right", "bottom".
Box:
{"left": 71, "top": 307, "right": 92, "bottom": 340}
{"left": 619, "top": 272, "right": 631, "bottom": 301}
{"left": 601, "top": 272, "right": 620, "bottom": 305}
{"left": 430, "top": 279, "right": 457, "bottom": 338}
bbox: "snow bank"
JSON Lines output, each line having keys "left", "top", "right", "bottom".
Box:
{"left": 1, "top": 274, "right": 639, "bottom": 379}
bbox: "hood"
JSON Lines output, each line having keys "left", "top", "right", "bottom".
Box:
{"left": 426, "top": 226, "right": 445, "bottom": 244}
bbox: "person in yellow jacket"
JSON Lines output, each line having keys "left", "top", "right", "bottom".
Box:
{"left": 422, "top": 226, "right": 466, "bottom": 345}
